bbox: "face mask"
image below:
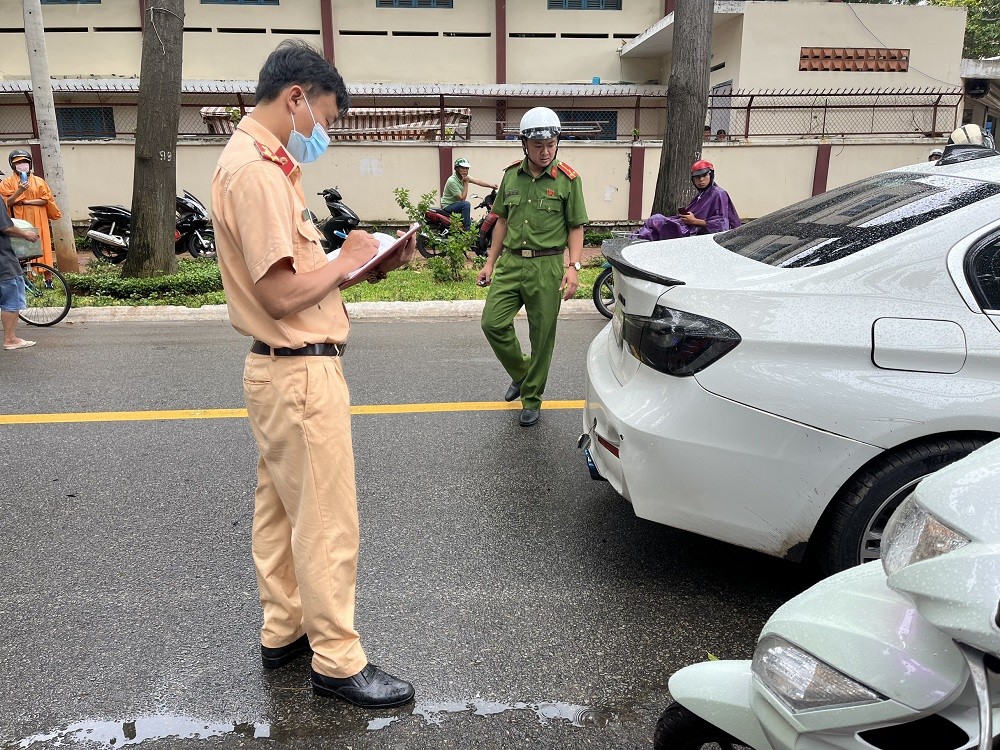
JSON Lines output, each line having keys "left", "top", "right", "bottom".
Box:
{"left": 15, "top": 163, "right": 29, "bottom": 173}
{"left": 286, "top": 96, "right": 330, "bottom": 164}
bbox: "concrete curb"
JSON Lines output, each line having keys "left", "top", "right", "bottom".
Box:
{"left": 63, "top": 299, "right": 604, "bottom": 323}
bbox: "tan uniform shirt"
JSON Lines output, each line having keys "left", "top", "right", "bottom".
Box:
{"left": 212, "top": 117, "right": 348, "bottom": 348}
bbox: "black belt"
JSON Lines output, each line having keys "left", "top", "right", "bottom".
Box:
{"left": 508, "top": 248, "right": 564, "bottom": 258}
{"left": 251, "top": 340, "right": 345, "bottom": 357}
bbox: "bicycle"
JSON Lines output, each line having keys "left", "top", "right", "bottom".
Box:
{"left": 18, "top": 259, "right": 72, "bottom": 326}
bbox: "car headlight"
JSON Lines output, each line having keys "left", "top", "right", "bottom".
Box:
{"left": 751, "top": 636, "right": 883, "bottom": 713}
{"left": 881, "top": 497, "right": 970, "bottom": 577}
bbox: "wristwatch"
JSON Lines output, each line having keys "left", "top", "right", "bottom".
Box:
{"left": 568, "top": 261, "right": 582, "bottom": 271}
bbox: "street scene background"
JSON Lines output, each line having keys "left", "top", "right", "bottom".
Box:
{"left": 0, "top": 316, "right": 811, "bottom": 749}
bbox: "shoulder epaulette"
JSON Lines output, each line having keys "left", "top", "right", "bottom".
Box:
{"left": 506, "top": 159, "right": 522, "bottom": 170}
{"left": 253, "top": 140, "right": 295, "bottom": 178}
{"left": 556, "top": 162, "right": 579, "bottom": 180}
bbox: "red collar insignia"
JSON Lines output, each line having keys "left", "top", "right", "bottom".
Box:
{"left": 254, "top": 140, "right": 296, "bottom": 177}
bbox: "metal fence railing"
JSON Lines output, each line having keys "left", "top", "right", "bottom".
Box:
{"left": 0, "top": 87, "right": 963, "bottom": 142}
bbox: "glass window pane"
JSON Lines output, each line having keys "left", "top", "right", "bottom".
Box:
{"left": 717, "top": 173, "right": 1000, "bottom": 267}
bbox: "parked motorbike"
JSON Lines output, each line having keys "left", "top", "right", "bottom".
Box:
{"left": 594, "top": 233, "right": 642, "bottom": 318}
{"left": 312, "top": 187, "right": 360, "bottom": 254}
{"left": 176, "top": 191, "right": 216, "bottom": 259}
{"left": 417, "top": 189, "right": 497, "bottom": 259}
{"left": 86, "top": 191, "right": 216, "bottom": 263}
{"left": 593, "top": 261, "right": 614, "bottom": 318}
{"left": 655, "top": 439, "right": 1000, "bottom": 750}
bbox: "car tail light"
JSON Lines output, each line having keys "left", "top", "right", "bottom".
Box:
{"left": 621, "top": 304, "right": 741, "bottom": 376}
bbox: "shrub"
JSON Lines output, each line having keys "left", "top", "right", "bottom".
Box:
{"left": 66, "top": 257, "right": 224, "bottom": 306}
{"left": 394, "top": 187, "right": 477, "bottom": 283}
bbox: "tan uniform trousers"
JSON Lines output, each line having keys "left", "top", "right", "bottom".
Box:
{"left": 243, "top": 352, "right": 368, "bottom": 679}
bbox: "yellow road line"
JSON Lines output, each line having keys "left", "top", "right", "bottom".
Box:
{"left": 0, "top": 400, "right": 585, "bottom": 425}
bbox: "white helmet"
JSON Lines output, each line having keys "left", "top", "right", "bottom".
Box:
{"left": 519, "top": 107, "right": 561, "bottom": 140}
{"left": 948, "top": 123, "right": 995, "bottom": 149}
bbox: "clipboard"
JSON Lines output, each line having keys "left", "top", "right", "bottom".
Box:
{"left": 333, "top": 222, "right": 420, "bottom": 290}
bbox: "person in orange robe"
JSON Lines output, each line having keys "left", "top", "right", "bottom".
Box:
{"left": 0, "top": 150, "right": 62, "bottom": 269}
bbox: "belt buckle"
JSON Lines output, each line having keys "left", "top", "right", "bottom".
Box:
{"left": 522, "top": 249, "right": 537, "bottom": 258}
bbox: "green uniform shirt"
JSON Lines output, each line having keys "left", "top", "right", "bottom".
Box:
{"left": 494, "top": 157, "right": 588, "bottom": 251}
{"left": 441, "top": 174, "right": 465, "bottom": 206}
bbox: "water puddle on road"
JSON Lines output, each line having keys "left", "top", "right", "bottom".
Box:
{"left": 17, "top": 701, "right": 615, "bottom": 746}
{"left": 16, "top": 716, "right": 271, "bottom": 747}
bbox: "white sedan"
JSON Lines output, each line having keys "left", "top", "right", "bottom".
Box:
{"left": 582, "top": 145, "right": 1000, "bottom": 574}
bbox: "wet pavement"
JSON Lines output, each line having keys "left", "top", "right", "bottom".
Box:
{"left": 0, "top": 317, "right": 812, "bottom": 749}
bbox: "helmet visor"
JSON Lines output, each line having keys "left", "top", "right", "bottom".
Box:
{"left": 521, "top": 126, "right": 561, "bottom": 140}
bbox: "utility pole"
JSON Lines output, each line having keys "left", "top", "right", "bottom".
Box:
{"left": 123, "top": 0, "right": 185, "bottom": 278}
{"left": 651, "top": 0, "right": 714, "bottom": 217}
{"left": 22, "top": 0, "right": 79, "bottom": 273}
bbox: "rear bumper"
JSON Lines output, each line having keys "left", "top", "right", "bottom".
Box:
{"left": 582, "top": 325, "right": 881, "bottom": 559}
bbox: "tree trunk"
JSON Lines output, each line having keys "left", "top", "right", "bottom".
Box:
{"left": 651, "top": 0, "right": 714, "bottom": 217}
{"left": 122, "top": 0, "right": 185, "bottom": 278}
{"left": 22, "top": 0, "right": 79, "bottom": 273}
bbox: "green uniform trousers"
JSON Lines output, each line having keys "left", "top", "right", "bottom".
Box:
{"left": 481, "top": 251, "right": 564, "bottom": 410}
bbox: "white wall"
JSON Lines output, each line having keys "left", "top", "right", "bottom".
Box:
{"left": 0, "top": 0, "right": 666, "bottom": 85}
{"left": 8, "top": 138, "right": 945, "bottom": 225}
{"left": 739, "top": 1, "right": 966, "bottom": 90}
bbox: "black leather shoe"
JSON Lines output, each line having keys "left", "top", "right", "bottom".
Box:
{"left": 261, "top": 633, "right": 311, "bottom": 670}
{"left": 519, "top": 408, "right": 540, "bottom": 427}
{"left": 312, "top": 664, "right": 415, "bottom": 708}
{"left": 504, "top": 380, "right": 522, "bottom": 402}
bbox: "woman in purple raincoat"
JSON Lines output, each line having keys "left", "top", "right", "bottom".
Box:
{"left": 633, "top": 160, "right": 741, "bottom": 241}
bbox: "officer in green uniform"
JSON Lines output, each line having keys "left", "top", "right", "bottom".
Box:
{"left": 477, "top": 107, "right": 588, "bottom": 427}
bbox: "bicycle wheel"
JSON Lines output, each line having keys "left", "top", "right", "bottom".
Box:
{"left": 20, "top": 262, "right": 72, "bottom": 326}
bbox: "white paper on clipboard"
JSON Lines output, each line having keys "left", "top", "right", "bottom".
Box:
{"left": 328, "top": 222, "right": 420, "bottom": 290}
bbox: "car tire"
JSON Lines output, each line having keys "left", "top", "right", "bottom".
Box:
{"left": 818, "top": 436, "right": 991, "bottom": 576}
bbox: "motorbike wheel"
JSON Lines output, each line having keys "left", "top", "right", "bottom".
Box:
{"left": 816, "top": 436, "right": 990, "bottom": 575}
{"left": 89, "top": 222, "right": 127, "bottom": 264}
{"left": 185, "top": 229, "right": 217, "bottom": 259}
{"left": 593, "top": 266, "right": 615, "bottom": 319}
{"left": 653, "top": 703, "right": 754, "bottom": 750}
{"left": 416, "top": 231, "right": 444, "bottom": 259}
{"left": 473, "top": 231, "right": 491, "bottom": 258}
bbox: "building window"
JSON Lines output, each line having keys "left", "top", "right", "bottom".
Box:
{"left": 201, "top": 0, "right": 278, "bottom": 4}
{"left": 547, "top": 0, "right": 622, "bottom": 8}
{"left": 56, "top": 107, "right": 116, "bottom": 139}
{"left": 376, "top": 0, "right": 454, "bottom": 7}
{"left": 799, "top": 47, "right": 909, "bottom": 73}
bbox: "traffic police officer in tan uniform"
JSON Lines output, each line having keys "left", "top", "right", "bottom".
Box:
{"left": 477, "top": 107, "right": 588, "bottom": 426}
{"left": 211, "top": 40, "right": 415, "bottom": 709}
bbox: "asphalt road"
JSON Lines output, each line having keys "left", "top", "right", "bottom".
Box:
{"left": 0, "top": 315, "right": 812, "bottom": 750}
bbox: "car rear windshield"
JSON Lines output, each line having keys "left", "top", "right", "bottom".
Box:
{"left": 715, "top": 172, "right": 1000, "bottom": 267}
